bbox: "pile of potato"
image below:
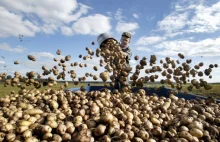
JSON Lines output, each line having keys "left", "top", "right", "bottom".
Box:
{"left": 0, "top": 39, "right": 219, "bottom": 141}
{"left": 0, "top": 87, "right": 219, "bottom": 142}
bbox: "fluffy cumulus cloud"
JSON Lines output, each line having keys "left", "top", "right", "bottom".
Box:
{"left": 155, "top": 37, "right": 220, "bottom": 57}
{"left": 135, "top": 36, "right": 165, "bottom": 45}
{"left": 61, "top": 14, "right": 112, "bottom": 36}
{"left": 72, "top": 14, "right": 112, "bottom": 35}
{"left": 0, "top": 43, "right": 27, "bottom": 53}
{"left": 136, "top": 47, "right": 152, "bottom": 52}
{"left": 115, "top": 8, "right": 139, "bottom": 34}
{"left": 61, "top": 26, "right": 73, "bottom": 36}
{"left": 0, "top": 7, "right": 40, "bottom": 37}
{"left": 157, "top": 1, "right": 220, "bottom": 36}
{"left": 187, "top": 2, "right": 220, "bottom": 33}
{"left": 116, "top": 22, "right": 139, "bottom": 34}
{"left": 157, "top": 13, "right": 188, "bottom": 34}
{"left": 0, "top": 0, "right": 79, "bottom": 24}
{"left": 41, "top": 24, "right": 59, "bottom": 34}
{"left": 0, "top": 0, "right": 112, "bottom": 37}
{"left": 0, "top": 61, "right": 5, "bottom": 64}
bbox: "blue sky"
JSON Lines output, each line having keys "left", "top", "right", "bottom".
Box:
{"left": 0, "top": 0, "right": 220, "bottom": 82}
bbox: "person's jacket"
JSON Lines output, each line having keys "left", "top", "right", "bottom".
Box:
{"left": 122, "top": 46, "right": 132, "bottom": 64}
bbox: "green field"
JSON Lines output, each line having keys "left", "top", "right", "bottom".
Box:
{"left": 145, "top": 83, "right": 220, "bottom": 99}
{"left": 0, "top": 82, "right": 220, "bottom": 99}
{"left": 0, "top": 82, "right": 97, "bottom": 97}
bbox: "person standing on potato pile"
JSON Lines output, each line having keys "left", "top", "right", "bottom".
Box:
{"left": 114, "top": 32, "right": 132, "bottom": 89}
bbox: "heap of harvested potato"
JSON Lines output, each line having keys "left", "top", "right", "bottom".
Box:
{"left": 0, "top": 87, "right": 219, "bottom": 142}
{"left": 0, "top": 39, "right": 220, "bottom": 141}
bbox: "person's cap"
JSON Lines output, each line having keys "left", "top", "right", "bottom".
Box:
{"left": 122, "top": 32, "right": 131, "bottom": 38}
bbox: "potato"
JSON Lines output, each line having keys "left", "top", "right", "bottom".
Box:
{"left": 24, "top": 109, "right": 43, "bottom": 115}
{"left": 23, "top": 130, "right": 32, "bottom": 138}
{"left": 72, "top": 129, "right": 92, "bottom": 142}
{"left": 18, "top": 120, "right": 32, "bottom": 126}
{"left": 56, "top": 49, "right": 61, "bottom": 55}
{"left": 188, "top": 121, "right": 203, "bottom": 130}
{"left": 6, "top": 133, "right": 16, "bottom": 141}
{"left": 99, "top": 72, "right": 109, "bottom": 82}
{"left": 134, "top": 55, "right": 139, "bottom": 60}
{"left": 14, "top": 60, "right": 20, "bottom": 64}
{"left": 27, "top": 55, "right": 36, "bottom": 61}
{"left": 189, "top": 128, "right": 203, "bottom": 138}
{"left": 93, "top": 66, "right": 98, "bottom": 71}
{"left": 94, "top": 124, "right": 106, "bottom": 136}
{"left": 179, "top": 131, "right": 193, "bottom": 141}
{"left": 178, "top": 53, "right": 184, "bottom": 59}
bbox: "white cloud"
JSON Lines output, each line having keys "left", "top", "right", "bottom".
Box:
{"left": 133, "top": 13, "right": 139, "bottom": 19}
{"left": 0, "top": 60, "right": 5, "bottom": 64}
{"left": 114, "top": 8, "right": 139, "bottom": 35}
{"left": 72, "top": 14, "right": 111, "bottom": 35}
{"left": 116, "top": 22, "right": 139, "bottom": 34}
{"left": 0, "top": 43, "right": 27, "bottom": 53}
{"left": 0, "top": 0, "right": 79, "bottom": 24}
{"left": 70, "top": 3, "right": 92, "bottom": 22}
{"left": 155, "top": 50, "right": 180, "bottom": 57}
{"left": 17, "top": 60, "right": 57, "bottom": 78}
{"left": 61, "top": 26, "right": 73, "bottom": 36}
{"left": 135, "top": 36, "right": 165, "bottom": 45}
{"left": 0, "top": 7, "right": 40, "bottom": 37}
{"left": 115, "top": 8, "right": 124, "bottom": 21}
{"left": 85, "top": 57, "right": 101, "bottom": 66}
{"left": 187, "top": 2, "right": 220, "bottom": 33}
{"left": 157, "top": 1, "right": 220, "bottom": 37}
{"left": 157, "top": 12, "right": 188, "bottom": 33}
{"left": 165, "top": 32, "right": 184, "bottom": 38}
{"left": 130, "top": 59, "right": 137, "bottom": 65}
{"left": 136, "top": 47, "right": 152, "bottom": 52}
{"left": 23, "top": 60, "right": 55, "bottom": 69}
{"left": 0, "top": 1, "right": 92, "bottom": 37}
{"left": 31, "top": 52, "right": 56, "bottom": 59}
{"left": 175, "top": 1, "right": 198, "bottom": 12}
{"left": 155, "top": 37, "right": 220, "bottom": 57}
{"left": 41, "top": 24, "right": 58, "bottom": 34}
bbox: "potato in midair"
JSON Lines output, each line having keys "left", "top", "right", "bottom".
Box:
{"left": 99, "top": 72, "right": 109, "bottom": 82}
{"left": 56, "top": 49, "right": 61, "bottom": 55}
{"left": 14, "top": 60, "right": 20, "bottom": 65}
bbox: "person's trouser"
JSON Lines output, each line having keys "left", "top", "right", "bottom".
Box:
{"left": 114, "top": 64, "right": 130, "bottom": 89}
